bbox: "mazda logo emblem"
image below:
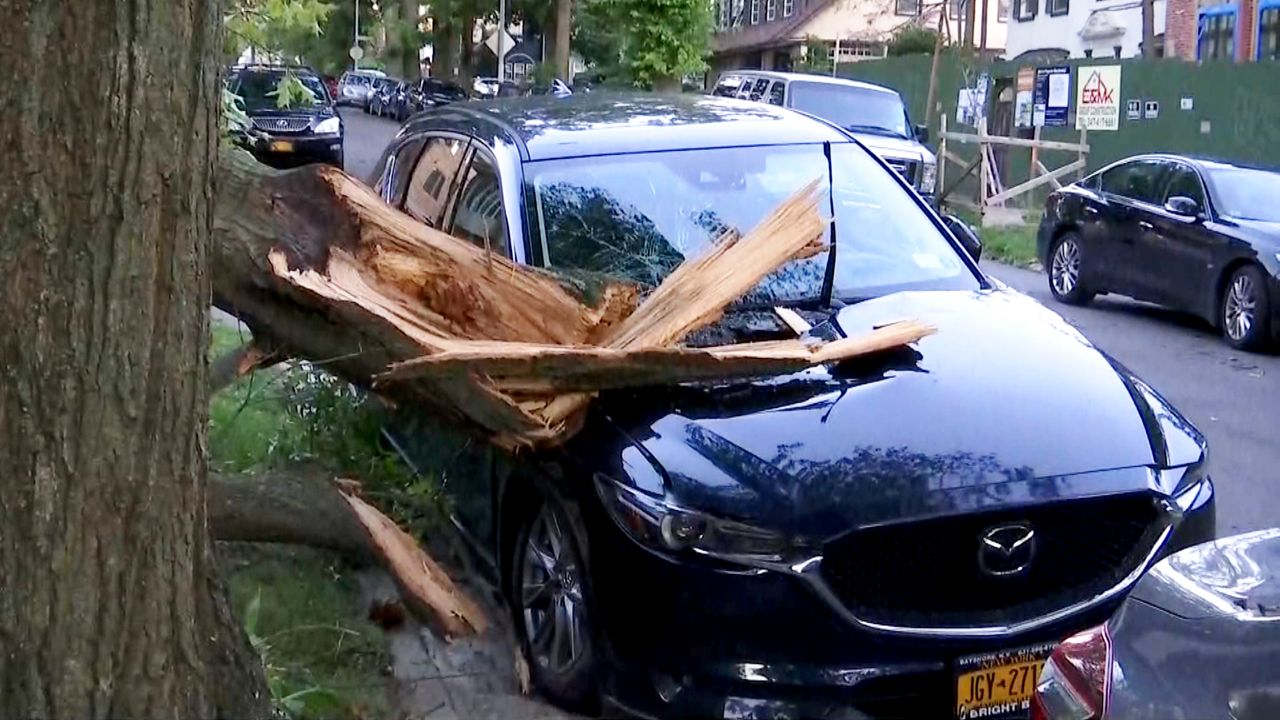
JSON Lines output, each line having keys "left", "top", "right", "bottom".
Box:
{"left": 978, "top": 523, "right": 1036, "bottom": 577}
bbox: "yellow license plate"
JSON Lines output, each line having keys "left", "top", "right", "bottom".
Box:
{"left": 269, "top": 140, "right": 294, "bottom": 153}
{"left": 955, "top": 643, "right": 1055, "bottom": 720}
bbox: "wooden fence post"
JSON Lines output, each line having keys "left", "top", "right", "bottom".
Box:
{"left": 1029, "top": 125, "right": 1042, "bottom": 187}
{"left": 938, "top": 113, "right": 948, "bottom": 204}
{"left": 978, "top": 116, "right": 988, "bottom": 218}
{"left": 1078, "top": 128, "right": 1088, "bottom": 181}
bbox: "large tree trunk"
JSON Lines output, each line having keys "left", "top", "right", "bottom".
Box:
{"left": 553, "top": 0, "right": 573, "bottom": 80}
{"left": 1141, "top": 0, "right": 1156, "bottom": 57}
{"left": 0, "top": 1, "right": 267, "bottom": 717}
{"left": 402, "top": 0, "right": 422, "bottom": 80}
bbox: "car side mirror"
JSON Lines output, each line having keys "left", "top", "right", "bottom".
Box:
{"left": 942, "top": 214, "right": 982, "bottom": 262}
{"left": 1165, "top": 196, "right": 1202, "bottom": 219}
{"left": 915, "top": 124, "right": 930, "bottom": 144}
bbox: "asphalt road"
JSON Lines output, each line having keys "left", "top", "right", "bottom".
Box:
{"left": 340, "top": 107, "right": 399, "bottom": 182}
{"left": 338, "top": 107, "right": 1279, "bottom": 536}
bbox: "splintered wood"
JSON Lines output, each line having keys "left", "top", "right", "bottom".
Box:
{"left": 263, "top": 169, "right": 934, "bottom": 449}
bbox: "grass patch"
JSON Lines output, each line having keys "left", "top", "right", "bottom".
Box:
{"left": 208, "top": 321, "right": 446, "bottom": 718}
{"left": 944, "top": 208, "right": 1040, "bottom": 269}
{"left": 224, "top": 544, "right": 392, "bottom": 720}
{"left": 980, "top": 223, "right": 1039, "bottom": 268}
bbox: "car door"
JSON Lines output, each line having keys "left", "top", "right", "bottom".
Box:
{"left": 1095, "top": 159, "right": 1171, "bottom": 299}
{"left": 1139, "top": 162, "right": 1221, "bottom": 315}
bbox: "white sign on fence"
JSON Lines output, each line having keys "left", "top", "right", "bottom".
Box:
{"left": 1076, "top": 65, "right": 1122, "bottom": 131}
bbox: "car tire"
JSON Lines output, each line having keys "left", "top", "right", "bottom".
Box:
{"left": 1048, "top": 232, "right": 1094, "bottom": 305}
{"left": 509, "top": 492, "right": 600, "bottom": 712}
{"left": 1221, "top": 264, "right": 1274, "bottom": 352}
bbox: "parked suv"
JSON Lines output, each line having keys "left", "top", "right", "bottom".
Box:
{"left": 226, "top": 65, "right": 343, "bottom": 168}
{"left": 713, "top": 71, "right": 937, "bottom": 201}
{"left": 336, "top": 68, "right": 386, "bottom": 108}
{"left": 372, "top": 94, "right": 1214, "bottom": 720}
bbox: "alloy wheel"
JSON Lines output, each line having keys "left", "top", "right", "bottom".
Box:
{"left": 520, "top": 505, "right": 586, "bottom": 675}
{"left": 1051, "top": 238, "right": 1080, "bottom": 297}
{"left": 1225, "top": 273, "right": 1257, "bottom": 341}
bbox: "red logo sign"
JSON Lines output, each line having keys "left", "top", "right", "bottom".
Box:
{"left": 1081, "top": 70, "right": 1114, "bottom": 105}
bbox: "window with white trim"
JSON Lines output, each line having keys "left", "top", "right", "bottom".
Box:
{"left": 751, "top": 0, "right": 761, "bottom": 23}
{"left": 767, "top": 0, "right": 777, "bottom": 21}
{"left": 784, "top": 0, "right": 794, "bottom": 16}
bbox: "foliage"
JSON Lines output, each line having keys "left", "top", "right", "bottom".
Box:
{"left": 795, "top": 35, "right": 832, "bottom": 75}
{"left": 594, "top": 0, "right": 712, "bottom": 88}
{"left": 531, "top": 61, "right": 560, "bottom": 86}
{"left": 209, "top": 325, "right": 446, "bottom": 536}
{"left": 888, "top": 24, "right": 940, "bottom": 56}
{"left": 977, "top": 221, "right": 1038, "bottom": 267}
{"left": 574, "top": 0, "right": 625, "bottom": 76}
{"left": 945, "top": 208, "right": 1039, "bottom": 267}
{"left": 230, "top": 544, "right": 392, "bottom": 720}
{"left": 225, "top": 0, "right": 334, "bottom": 62}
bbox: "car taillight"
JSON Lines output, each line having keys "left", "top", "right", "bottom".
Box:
{"left": 1030, "top": 623, "right": 1113, "bottom": 720}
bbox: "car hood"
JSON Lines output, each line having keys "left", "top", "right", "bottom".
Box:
{"left": 849, "top": 132, "right": 935, "bottom": 163}
{"left": 248, "top": 106, "right": 335, "bottom": 119}
{"left": 1132, "top": 529, "right": 1280, "bottom": 620}
{"left": 605, "top": 289, "right": 1201, "bottom": 539}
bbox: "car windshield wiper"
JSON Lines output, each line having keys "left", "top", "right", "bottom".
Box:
{"left": 844, "top": 124, "right": 905, "bottom": 139}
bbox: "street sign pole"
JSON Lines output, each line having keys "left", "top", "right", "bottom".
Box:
{"left": 353, "top": 0, "right": 360, "bottom": 69}
{"left": 497, "top": 0, "right": 507, "bottom": 82}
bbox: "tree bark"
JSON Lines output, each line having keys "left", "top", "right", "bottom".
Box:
{"left": 0, "top": 1, "right": 268, "bottom": 717}
{"left": 964, "top": 0, "right": 978, "bottom": 48}
{"left": 402, "top": 0, "right": 422, "bottom": 79}
{"left": 209, "top": 470, "right": 373, "bottom": 558}
{"left": 1141, "top": 0, "right": 1156, "bottom": 57}
{"left": 553, "top": 0, "right": 573, "bottom": 80}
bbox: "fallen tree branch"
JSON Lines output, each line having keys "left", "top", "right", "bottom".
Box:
{"left": 208, "top": 467, "right": 489, "bottom": 640}
{"left": 211, "top": 157, "right": 929, "bottom": 450}
{"left": 378, "top": 320, "right": 936, "bottom": 392}
{"left": 208, "top": 468, "right": 371, "bottom": 558}
{"left": 209, "top": 341, "right": 282, "bottom": 393}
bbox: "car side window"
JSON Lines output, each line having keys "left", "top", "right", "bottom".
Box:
{"left": 450, "top": 151, "right": 511, "bottom": 258}
{"left": 748, "top": 78, "right": 771, "bottom": 101}
{"left": 1100, "top": 160, "right": 1167, "bottom": 205}
{"left": 735, "top": 78, "right": 757, "bottom": 99}
{"left": 767, "top": 81, "right": 785, "bottom": 106}
{"left": 405, "top": 136, "right": 469, "bottom": 229}
{"left": 712, "top": 75, "right": 741, "bottom": 97}
{"left": 1163, "top": 164, "right": 1207, "bottom": 209}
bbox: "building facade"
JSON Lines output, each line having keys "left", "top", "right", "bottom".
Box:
{"left": 710, "top": 0, "right": 1008, "bottom": 76}
{"left": 1164, "top": 0, "right": 1280, "bottom": 60}
{"left": 1003, "top": 0, "right": 1168, "bottom": 60}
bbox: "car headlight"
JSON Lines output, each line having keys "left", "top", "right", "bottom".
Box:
{"left": 314, "top": 117, "right": 341, "bottom": 135}
{"left": 594, "top": 473, "right": 795, "bottom": 562}
{"left": 920, "top": 161, "right": 937, "bottom": 193}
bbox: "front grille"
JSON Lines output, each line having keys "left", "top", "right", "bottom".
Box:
{"left": 883, "top": 158, "right": 918, "bottom": 185}
{"left": 819, "top": 493, "right": 1166, "bottom": 629}
{"left": 251, "top": 116, "right": 311, "bottom": 133}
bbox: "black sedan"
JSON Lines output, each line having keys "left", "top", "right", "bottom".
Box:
{"left": 226, "top": 65, "right": 343, "bottom": 168}
{"left": 373, "top": 96, "right": 1215, "bottom": 719}
{"left": 1037, "top": 154, "right": 1280, "bottom": 351}
{"left": 1033, "top": 528, "right": 1280, "bottom": 720}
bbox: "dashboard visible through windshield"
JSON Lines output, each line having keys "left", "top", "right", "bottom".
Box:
{"left": 526, "top": 142, "right": 978, "bottom": 307}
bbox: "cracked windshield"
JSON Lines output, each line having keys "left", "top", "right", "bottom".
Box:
{"left": 6, "top": 1, "right": 1278, "bottom": 720}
